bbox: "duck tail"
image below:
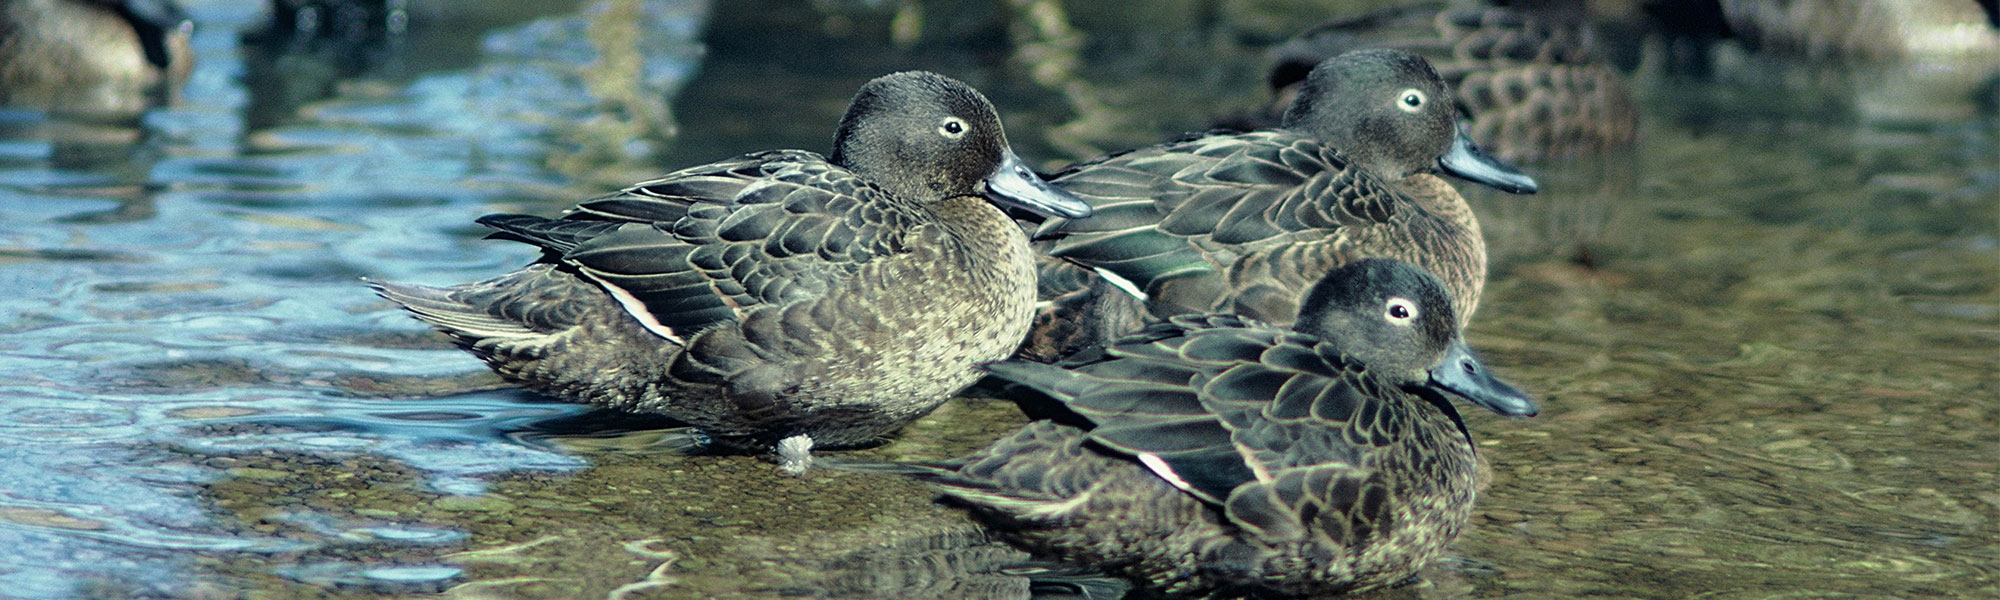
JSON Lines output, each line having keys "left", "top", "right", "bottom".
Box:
{"left": 824, "top": 455, "right": 1095, "bottom": 524}
{"left": 980, "top": 360, "right": 1094, "bottom": 401}
{"left": 817, "top": 456, "right": 964, "bottom": 478}
{"left": 365, "top": 277, "right": 539, "bottom": 348}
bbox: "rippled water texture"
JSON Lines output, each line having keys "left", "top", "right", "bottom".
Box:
{"left": 0, "top": 1, "right": 1994, "bottom": 598}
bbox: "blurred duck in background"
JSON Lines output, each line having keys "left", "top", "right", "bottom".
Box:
{"left": 1642, "top": 0, "right": 1999, "bottom": 121}
{"left": 0, "top": 0, "right": 193, "bottom": 114}
{"left": 1715, "top": 0, "right": 1999, "bottom": 63}
{"left": 1222, "top": 0, "right": 1639, "bottom": 164}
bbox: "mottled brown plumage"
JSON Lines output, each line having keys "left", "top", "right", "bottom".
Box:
{"left": 371, "top": 71, "right": 1089, "bottom": 473}
{"left": 928, "top": 259, "right": 1537, "bottom": 597}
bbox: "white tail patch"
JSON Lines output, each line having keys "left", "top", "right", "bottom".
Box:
{"left": 1091, "top": 267, "right": 1148, "bottom": 302}
{"left": 1136, "top": 452, "right": 1196, "bottom": 495}
{"left": 1023, "top": 487, "right": 1094, "bottom": 518}
{"left": 579, "top": 270, "right": 687, "bottom": 346}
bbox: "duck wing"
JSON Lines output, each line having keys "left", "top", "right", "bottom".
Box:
{"left": 1036, "top": 131, "right": 1400, "bottom": 294}
{"left": 988, "top": 313, "right": 1435, "bottom": 545}
{"left": 1201, "top": 330, "right": 1426, "bottom": 545}
{"left": 987, "top": 315, "right": 1346, "bottom": 499}
{"left": 478, "top": 150, "right": 927, "bottom": 343}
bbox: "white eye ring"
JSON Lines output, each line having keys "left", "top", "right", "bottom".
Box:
{"left": 938, "top": 117, "right": 968, "bottom": 139}
{"left": 1396, "top": 88, "right": 1426, "bottom": 113}
{"left": 1384, "top": 297, "right": 1418, "bottom": 325}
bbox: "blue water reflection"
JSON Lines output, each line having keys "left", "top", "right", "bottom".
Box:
{"left": 2, "top": 0, "right": 1993, "bottom": 598}
{"left": 0, "top": 0, "right": 705, "bottom": 596}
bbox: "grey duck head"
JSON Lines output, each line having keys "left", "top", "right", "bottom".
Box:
{"left": 1283, "top": 49, "right": 1539, "bottom": 194}
{"left": 829, "top": 71, "right": 1091, "bottom": 219}
{"left": 1295, "top": 258, "right": 1538, "bottom": 416}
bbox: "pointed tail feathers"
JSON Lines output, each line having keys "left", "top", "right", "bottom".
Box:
{"left": 366, "top": 278, "right": 538, "bottom": 342}
{"left": 475, "top": 214, "right": 624, "bottom": 253}
{"left": 980, "top": 360, "right": 1095, "bottom": 402}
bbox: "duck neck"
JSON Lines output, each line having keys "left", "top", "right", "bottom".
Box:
{"left": 1394, "top": 173, "right": 1480, "bottom": 239}
{"left": 1395, "top": 173, "right": 1486, "bottom": 326}
{"left": 927, "top": 195, "right": 1029, "bottom": 252}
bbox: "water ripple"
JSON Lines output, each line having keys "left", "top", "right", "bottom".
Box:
{"left": 0, "top": 0, "right": 709, "bottom": 596}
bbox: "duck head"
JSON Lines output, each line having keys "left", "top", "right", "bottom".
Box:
{"left": 1282, "top": 49, "right": 1539, "bottom": 194}
{"left": 1295, "top": 258, "right": 1538, "bottom": 417}
{"left": 830, "top": 71, "right": 1090, "bottom": 219}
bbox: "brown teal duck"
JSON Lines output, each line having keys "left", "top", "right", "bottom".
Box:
{"left": 372, "top": 71, "right": 1091, "bottom": 474}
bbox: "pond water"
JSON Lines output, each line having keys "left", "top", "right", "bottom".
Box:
{"left": 0, "top": 1, "right": 1993, "bottom": 599}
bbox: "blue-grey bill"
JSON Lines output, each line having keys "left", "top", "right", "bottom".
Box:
{"left": 1437, "top": 126, "right": 1539, "bottom": 195}
{"left": 1429, "top": 339, "right": 1538, "bottom": 417}
{"left": 986, "top": 151, "right": 1093, "bottom": 219}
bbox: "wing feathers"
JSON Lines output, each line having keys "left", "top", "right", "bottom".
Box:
{"left": 461, "top": 152, "right": 918, "bottom": 340}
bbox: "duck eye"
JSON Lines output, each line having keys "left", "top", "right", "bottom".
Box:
{"left": 1384, "top": 297, "right": 1418, "bottom": 325}
{"left": 1396, "top": 88, "right": 1426, "bottom": 113}
{"left": 938, "top": 117, "right": 968, "bottom": 139}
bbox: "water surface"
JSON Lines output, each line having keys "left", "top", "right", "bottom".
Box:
{"left": 0, "top": 1, "right": 1993, "bottom": 598}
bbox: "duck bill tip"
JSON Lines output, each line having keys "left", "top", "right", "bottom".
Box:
{"left": 986, "top": 151, "right": 1092, "bottom": 219}
{"left": 1431, "top": 341, "right": 1540, "bottom": 417}
{"left": 1438, "top": 128, "right": 1540, "bottom": 195}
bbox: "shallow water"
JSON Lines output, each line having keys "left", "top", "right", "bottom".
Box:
{"left": 0, "top": 1, "right": 1994, "bottom": 599}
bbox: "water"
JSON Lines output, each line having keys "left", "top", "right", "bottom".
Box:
{"left": 0, "top": 1, "right": 1994, "bottom": 599}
